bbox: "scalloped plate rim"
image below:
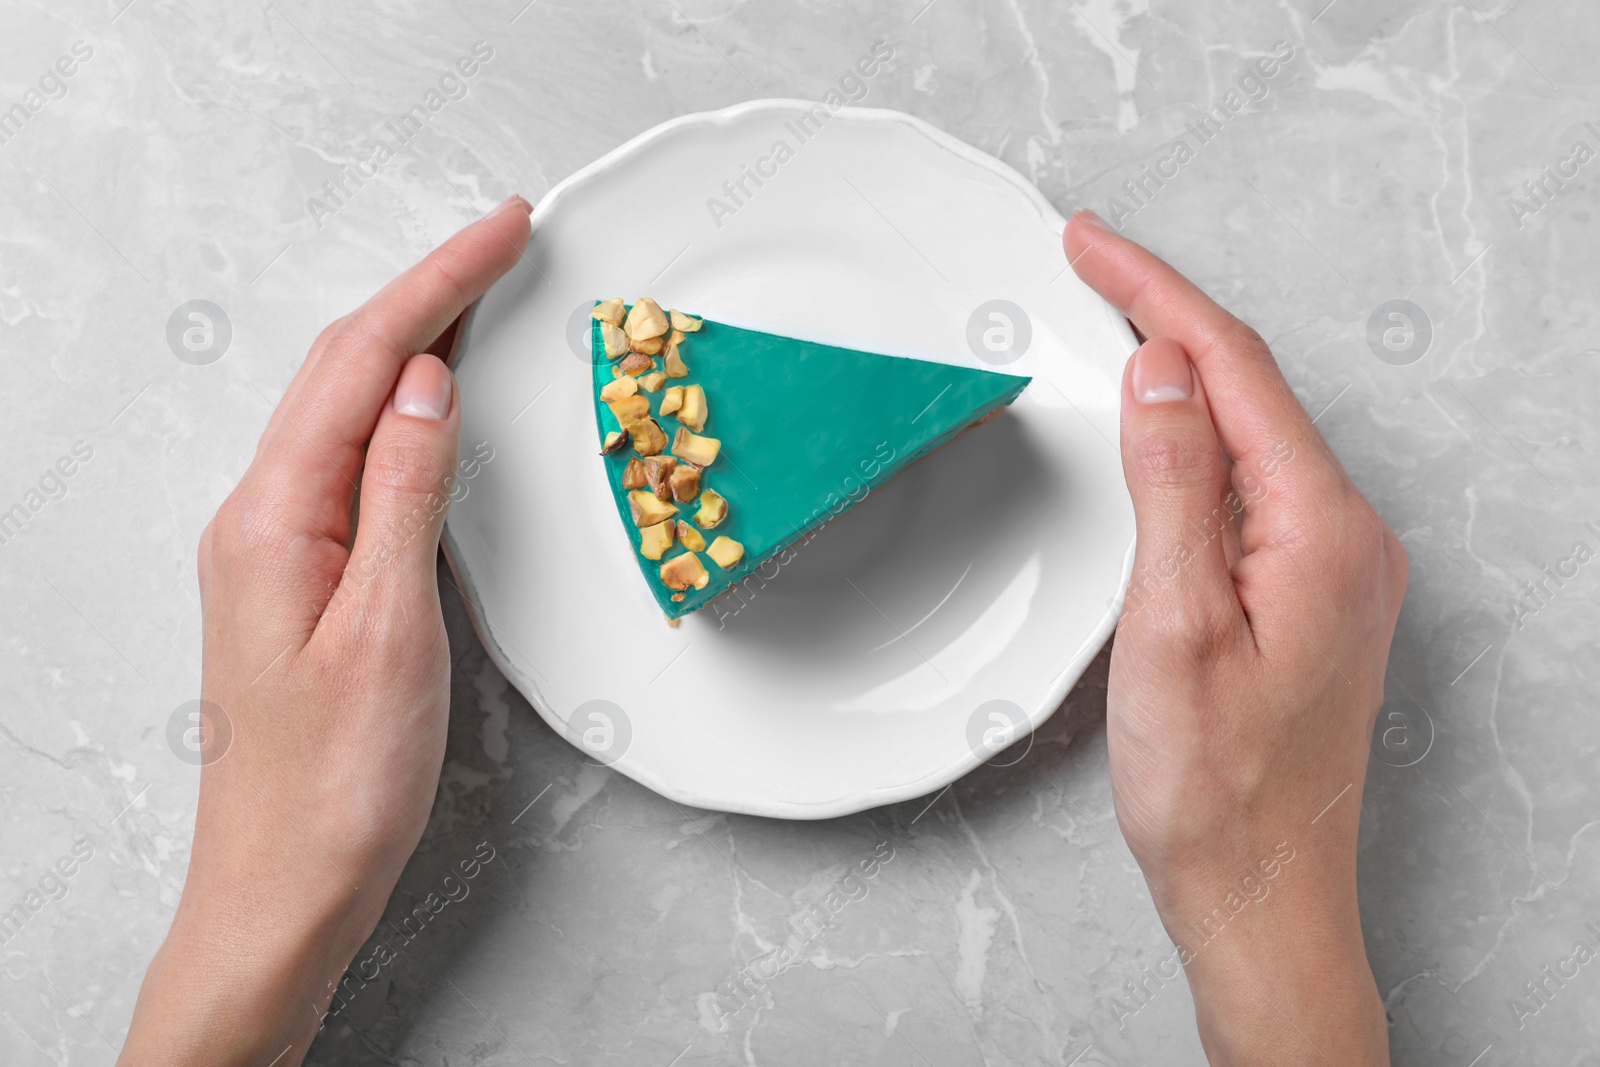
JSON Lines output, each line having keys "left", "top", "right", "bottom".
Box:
{"left": 443, "top": 98, "right": 1135, "bottom": 820}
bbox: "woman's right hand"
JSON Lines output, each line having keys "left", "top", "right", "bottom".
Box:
{"left": 1067, "top": 211, "right": 1407, "bottom": 1066}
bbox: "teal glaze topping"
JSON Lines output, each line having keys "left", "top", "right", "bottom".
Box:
{"left": 591, "top": 308, "right": 1031, "bottom": 620}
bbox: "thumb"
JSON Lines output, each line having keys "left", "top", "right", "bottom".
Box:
{"left": 1118, "top": 338, "right": 1243, "bottom": 638}
{"left": 341, "top": 353, "right": 462, "bottom": 619}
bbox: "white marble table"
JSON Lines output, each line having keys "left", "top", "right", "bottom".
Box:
{"left": 3, "top": 1, "right": 1597, "bottom": 1064}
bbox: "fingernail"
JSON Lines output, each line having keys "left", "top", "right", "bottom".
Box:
{"left": 1076, "top": 209, "right": 1113, "bottom": 233}
{"left": 1132, "top": 340, "right": 1194, "bottom": 404}
{"left": 490, "top": 194, "right": 531, "bottom": 217}
{"left": 394, "top": 354, "right": 452, "bottom": 419}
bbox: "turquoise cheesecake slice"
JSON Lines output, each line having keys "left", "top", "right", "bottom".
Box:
{"left": 590, "top": 298, "right": 1031, "bottom": 620}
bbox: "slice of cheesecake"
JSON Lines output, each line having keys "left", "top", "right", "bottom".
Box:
{"left": 590, "top": 297, "right": 1032, "bottom": 620}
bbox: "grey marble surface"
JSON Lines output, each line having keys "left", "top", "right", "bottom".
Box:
{"left": 3, "top": 1, "right": 1598, "bottom": 1064}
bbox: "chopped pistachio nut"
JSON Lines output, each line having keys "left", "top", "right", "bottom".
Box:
{"left": 693, "top": 489, "right": 728, "bottom": 529}
{"left": 660, "top": 551, "right": 710, "bottom": 591}
{"left": 669, "top": 464, "right": 700, "bottom": 502}
{"left": 645, "top": 456, "right": 678, "bottom": 502}
{"left": 621, "top": 456, "right": 646, "bottom": 489}
{"left": 626, "top": 417, "right": 667, "bottom": 456}
{"left": 706, "top": 536, "right": 744, "bottom": 569}
{"left": 600, "top": 430, "right": 629, "bottom": 455}
{"left": 630, "top": 335, "right": 663, "bottom": 356}
{"left": 592, "top": 297, "right": 625, "bottom": 326}
{"left": 672, "top": 427, "right": 721, "bottom": 467}
{"left": 663, "top": 344, "right": 688, "bottom": 378}
{"left": 639, "top": 520, "right": 675, "bottom": 560}
{"left": 674, "top": 520, "right": 705, "bottom": 552}
{"left": 628, "top": 489, "right": 678, "bottom": 527}
{"left": 624, "top": 297, "right": 669, "bottom": 341}
{"left": 600, "top": 321, "right": 630, "bottom": 359}
{"left": 607, "top": 395, "right": 649, "bottom": 423}
{"left": 659, "top": 385, "right": 684, "bottom": 415}
{"left": 670, "top": 309, "right": 703, "bottom": 332}
{"left": 599, "top": 376, "right": 638, "bottom": 403}
{"left": 677, "top": 384, "right": 708, "bottom": 431}
{"left": 618, "top": 352, "right": 654, "bottom": 376}
{"left": 639, "top": 371, "right": 667, "bottom": 393}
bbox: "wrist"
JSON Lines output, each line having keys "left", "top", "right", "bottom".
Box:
{"left": 1184, "top": 928, "right": 1387, "bottom": 1067}
{"left": 124, "top": 843, "right": 392, "bottom": 1065}
{"left": 1148, "top": 840, "right": 1388, "bottom": 1066}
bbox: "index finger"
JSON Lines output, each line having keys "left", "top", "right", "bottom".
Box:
{"left": 1065, "top": 211, "right": 1346, "bottom": 497}
{"left": 290, "top": 196, "right": 533, "bottom": 443}
{"left": 253, "top": 196, "right": 533, "bottom": 513}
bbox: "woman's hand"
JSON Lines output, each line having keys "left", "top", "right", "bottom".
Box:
{"left": 1067, "top": 212, "right": 1406, "bottom": 1066}
{"left": 122, "top": 196, "right": 533, "bottom": 1067}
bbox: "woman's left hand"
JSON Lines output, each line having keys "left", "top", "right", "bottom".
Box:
{"left": 123, "top": 195, "right": 532, "bottom": 1067}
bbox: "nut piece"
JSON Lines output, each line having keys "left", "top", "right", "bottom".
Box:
{"left": 677, "top": 384, "right": 708, "bottom": 431}
{"left": 618, "top": 352, "right": 654, "bottom": 377}
{"left": 599, "top": 376, "right": 639, "bottom": 402}
{"left": 660, "top": 551, "right": 710, "bottom": 591}
{"left": 639, "top": 520, "right": 675, "bottom": 561}
{"left": 600, "top": 430, "right": 629, "bottom": 455}
{"left": 639, "top": 371, "right": 667, "bottom": 393}
{"left": 630, "top": 335, "right": 663, "bottom": 356}
{"left": 607, "top": 395, "right": 649, "bottom": 423}
{"left": 672, "top": 428, "right": 721, "bottom": 467}
{"left": 592, "top": 297, "right": 625, "bottom": 326}
{"left": 659, "top": 385, "right": 685, "bottom": 415}
{"left": 674, "top": 521, "right": 705, "bottom": 552}
{"left": 670, "top": 309, "right": 703, "bottom": 332}
{"left": 694, "top": 489, "right": 728, "bottom": 529}
{"left": 706, "top": 536, "right": 745, "bottom": 569}
{"left": 671, "top": 594, "right": 685, "bottom": 603}
{"left": 621, "top": 456, "right": 646, "bottom": 489}
{"left": 624, "top": 297, "right": 670, "bottom": 341}
{"left": 629, "top": 489, "right": 678, "bottom": 527}
{"left": 626, "top": 417, "right": 668, "bottom": 456}
{"left": 600, "top": 321, "right": 630, "bottom": 359}
{"left": 645, "top": 455, "right": 679, "bottom": 502}
{"left": 663, "top": 344, "right": 689, "bottom": 378}
{"left": 669, "top": 464, "right": 701, "bottom": 502}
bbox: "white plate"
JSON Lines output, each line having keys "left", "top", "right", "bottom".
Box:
{"left": 444, "top": 100, "right": 1136, "bottom": 819}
